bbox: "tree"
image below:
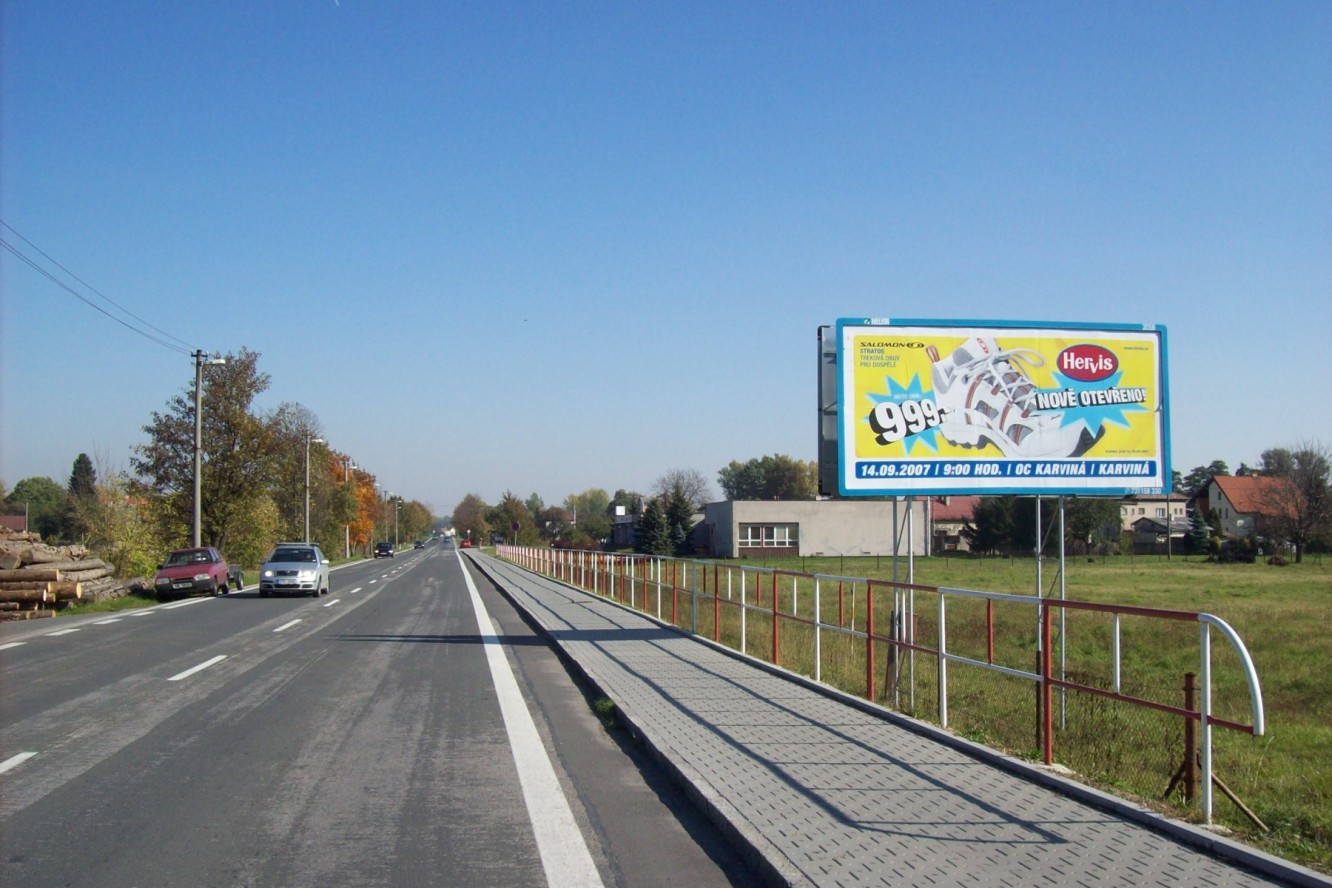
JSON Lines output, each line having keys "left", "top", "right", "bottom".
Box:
{"left": 1180, "top": 461, "right": 1230, "bottom": 497}
{"left": 635, "top": 497, "right": 673, "bottom": 555}
{"left": 609, "top": 489, "right": 643, "bottom": 516}
{"left": 132, "top": 349, "right": 274, "bottom": 552}
{"left": 651, "top": 468, "right": 713, "bottom": 511}
{"left": 1188, "top": 505, "right": 1213, "bottom": 555}
{"left": 662, "top": 485, "right": 697, "bottom": 556}
{"left": 488, "top": 491, "right": 538, "bottom": 545}
{"left": 4, "top": 476, "right": 70, "bottom": 540}
{"left": 265, "top": 402, "right": 329, "bottom": 542}
{"left": 565, "top": 488, "right": 611, "bottom": 544}
{"left": 64, "top": 453, "right": 99, "bottom": 541}
{"left": 1063, "top": 498, "right": 1122, "bottom": 555}
{"left": 68, "top": 454, "right": 97, "bottom": 500}
{"left": 718, "top": 454, "right": 818, "bottom": 501}
{"left": 524, "top": 493, "right": 545, "bottom": 520}
{"left": 82, "top": 473, "right": 164, "bottom": 578}
{"left": 1256, "top": 441, "right": 1331, "bottom": 563}
{"left": 962, "top": 497, "right": 1012, "bottom": 556}
{"left": 452, "top": 494, "right": 490, "bottom": 545}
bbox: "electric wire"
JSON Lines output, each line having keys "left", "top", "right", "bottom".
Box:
{"left": 0, "top": 220, "right": 199, "bottom": 356}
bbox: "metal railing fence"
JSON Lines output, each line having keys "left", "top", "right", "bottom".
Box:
{"left": 496, "top": 545, "right": 1264, "bottom": 825}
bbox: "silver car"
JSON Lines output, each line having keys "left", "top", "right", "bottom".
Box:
{"left": 259, "top": 543, "right": 330, "bottom": 598}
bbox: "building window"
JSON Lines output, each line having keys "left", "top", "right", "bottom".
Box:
{"left": 1156, "top": 508, "right": 1166, "bottom": 518}
{"left": 739, "top": 523, "right": 799, "bottom": 547}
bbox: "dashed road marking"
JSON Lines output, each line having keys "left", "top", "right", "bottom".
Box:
{"left": 274, "top": 619, "right": 302, "bottom": 633}
{"left": 168, "top": 654, "right": 227, "bottom": 681}
{"left": 0, "top": 752, "right": 38, "bottom": 774}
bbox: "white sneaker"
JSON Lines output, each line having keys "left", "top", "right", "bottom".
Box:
{"left": 929, "top": 336, "right": 1097, "bottom": 459}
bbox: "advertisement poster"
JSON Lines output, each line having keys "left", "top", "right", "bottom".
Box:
{"left": 836, "top": 320, "right": 1170, "bottom": 496}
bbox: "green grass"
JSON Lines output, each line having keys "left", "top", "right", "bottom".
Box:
{"left": 527, "top": 550, "right": 1332, "bottom": 874}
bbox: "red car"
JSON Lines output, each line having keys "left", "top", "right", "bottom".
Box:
{"left": 153, "top": 547, "right": 234, "bottom": 601}
{"left": 459, "top": 539, "right": 473, "bottom": 548}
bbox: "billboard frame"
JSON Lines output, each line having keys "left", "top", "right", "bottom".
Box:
{"left": 835, "top": 317, "right": 1171, "bottom": 498}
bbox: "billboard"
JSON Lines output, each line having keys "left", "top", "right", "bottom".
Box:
{"left": 836, "top": 319, "right": 1170, "bottom": 496}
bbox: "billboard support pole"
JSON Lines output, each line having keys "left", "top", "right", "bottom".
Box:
{"left": 1058, "top": 496, "right": 1068, "bottom": 730}
{"left": 907, "top": 496, "right": 916, "bottom": 712}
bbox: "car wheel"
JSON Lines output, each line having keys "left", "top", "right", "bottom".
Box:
{"left": 309, "top": 587, "right": 319, "bottom": 597}
{"left": 260, "top": 589, "right": 270, "bottom": 598}
{"left": 215, "top": 582, "right": 226, "bottom": 596}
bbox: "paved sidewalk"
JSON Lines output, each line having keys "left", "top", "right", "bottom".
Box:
{"left": 467, "top": 553, "right": 1329, "bottom": 888}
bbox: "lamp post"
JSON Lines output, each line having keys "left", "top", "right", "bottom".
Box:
{"left": 342, "top": 456, "right": 356, "bottom": 558}
{"left": 394, "top": 499, "right": 401, "bottom": 548}
{"left": 304, "top": 433, "right": 325, "bottom": 542}
{"left": 192, "top": 350, "right": 227, "bottom": 548}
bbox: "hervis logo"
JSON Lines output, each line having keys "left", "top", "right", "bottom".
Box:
{"left": 1058, "top": 344, "right": 1118, "bottom": 381}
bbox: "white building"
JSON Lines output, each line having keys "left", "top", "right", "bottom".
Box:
{"left": 699, "top": 499, "right": 930, "bottom": 559}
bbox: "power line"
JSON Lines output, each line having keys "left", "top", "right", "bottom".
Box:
{"left": 0, "top": 220, "right": 199, "bottom": 356}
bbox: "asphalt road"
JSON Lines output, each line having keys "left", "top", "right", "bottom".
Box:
{"left": 0, "top": 543, "right": 757, "bottom": 887}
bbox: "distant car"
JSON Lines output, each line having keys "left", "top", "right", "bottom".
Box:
{"left": 153, "top": 547, "right": 233, "bottom": 601}
{"left": 459, "top": 539, "right": 473, "bottom": 549}
{"left": 375, "top": 542, "right": 395, "bottom": 558}
{"left": 259, "top": 543, "right": 330, "bottom": 597}
{"left": 413, "top": 541, "right": 424, "bottom": 550}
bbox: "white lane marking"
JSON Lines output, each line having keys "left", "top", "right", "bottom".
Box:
{"left": 0, "top": 642, "right": 27, "bottom": 651}
{"left": 322, "top": 599, "right": 340, "bottom": 607}
{"left": 168, "top": 654, "right": 227, "bottom": 681}
{"left": 347, "top": 587, "right": 362, "bottom": 595}
{"left": 368, "top": 579, "right": 378, "bottom": 585}
{"left": 92, "top": 618, "right": 123, "bottom": 625}
{"left": 162, "top": 597, "right": 211, "bottom": 610}
{"left": 458, "top": 554, "right": 604, "bottom": 887}
{"left": 128, "top": 610, "right": 156, "bottom": 617}
{"left": 45, "top": 629, "right": 82, "bottom": 637}
{"left": 274, "top": 619, "right": 302, "bottom": 633}
{"left": 0, "top": 752, "right": 38, "bottom": 774}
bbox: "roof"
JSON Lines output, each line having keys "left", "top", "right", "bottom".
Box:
{"left": 0, "top": 515, "right": 26, "bottom": 533}
{"left": 930, "top": 495, "right": 980, "bottom": 522}
{"left": 1210, "top": 475, "right": 1293, "bottom": 517}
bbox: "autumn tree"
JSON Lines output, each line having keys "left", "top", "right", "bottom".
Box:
{"left": 1257, "top": 442, "right": 1332, "bottom": 563}
{"left": 82, "top": 472, "right": 164, "bottom": 578}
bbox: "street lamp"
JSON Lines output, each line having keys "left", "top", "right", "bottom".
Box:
{"left": 394, "top": 499, "right": 401, "bottom": 548}
{"left": 192, "top": 350, "right": 227, "bottom": 548}
{"left": 342, "top": 456, "right": 356, "bottom": 558}
{"left": 304, "top": 433, "right": 325, "bottom": 542}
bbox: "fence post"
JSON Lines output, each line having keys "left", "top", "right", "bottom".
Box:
{"left": 1184, "top": 672, "right": 1198, "bottom": 804}
{"left": 1042, "top": 605, "right": 1054, "bottom": 766}
{"left": 771, "top": 572, "right": 780, "bottom": 666}
{"left": 866, "top": 582, "right": 876, "bottom": 702}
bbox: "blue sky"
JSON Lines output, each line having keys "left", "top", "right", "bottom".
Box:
{"left": 3, "top": 2, "right": 1329, "bottom": 514}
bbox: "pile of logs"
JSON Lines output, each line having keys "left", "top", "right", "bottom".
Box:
{"left": 0, "top": 529, "right": 133, "bottom": 620}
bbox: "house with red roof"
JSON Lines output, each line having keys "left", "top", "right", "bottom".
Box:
{"left": 929, "top": 495, "right": 981, "bottom": 553}
{"left": 1193, "top": 475, "right": 1293, "bottom": 540}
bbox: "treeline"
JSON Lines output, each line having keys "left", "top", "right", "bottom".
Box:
{"left": 1, "top": 349, "right": 434, "bottom": 578}
{"left": 451, "top": 456, "right": 820, "bottom": 556}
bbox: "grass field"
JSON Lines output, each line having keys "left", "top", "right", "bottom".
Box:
{"left": 530, "top": 549, "right": 1332, "bottom": 874}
